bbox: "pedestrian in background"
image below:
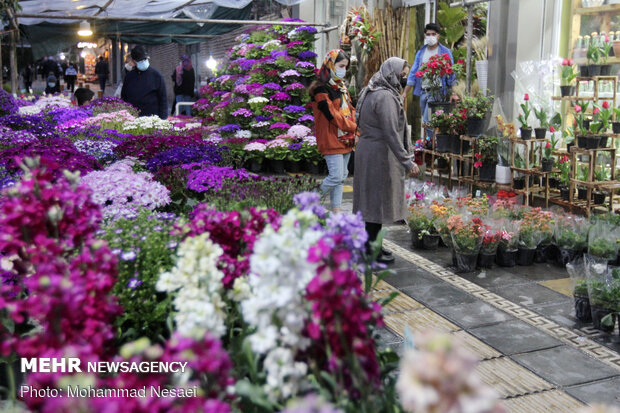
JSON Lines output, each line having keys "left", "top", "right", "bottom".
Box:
{"left": 121, "top": 46, "right": 168, "bottom": 119}
{"left": 95, "top": 56, "right": 109, "bottom": 93}
{"left": 65, "top": 62, "right": 78, "bottom": 93}
{"left": 45, "top": 74, "right": 60, "bottom": 94}
{"left": 354, "top": 57, "right": 419, "bottom": 265}
{"left": 171, "top": 55, "right": 195, "bottom": 116}
{"left": 309, "top": 49, "right": 357, "bottom": 213}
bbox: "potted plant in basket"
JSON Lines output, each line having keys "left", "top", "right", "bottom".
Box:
{"left": 408, "top": 204, "right": 440, "bottom": 250}
{"left": 599, "top": 268, "right": 620, "bottom": 333}
{"left": 586, "top": 263, "right": 619, "bottom": 333}
{"left": 243, "top": 141, "right": 267, "bottom": 172}
{"left": 517, "top": 209, "right": 551, "bottom": 266}
{"left": 533, "top": 106, "right": 549, "bottom": 140}
{"left": 560, "top": 58, "right": 578, "bottom": 97}
{"left": 517, "top": 94, "right": 532, "bottom": 139}
{"left": 566, "top": 258, "right": 592, "bottom": 322}
{"left": 473, "top": 135, "right": 498, "bottom": 181}
{"left": 264, "top": 138, "right": 290, "bottom": 174}
{"left": 286, "top": 141, "right": 304, "bottom": 172}
{"left": 460, "top": 92, "right": 493, "bottom": 136}
{"left": 299, "top": 137, "right": 322, "bottom": 174}
{"left": 447, "top": 215, "right": 485, "bottom": 273}
{"left": 587, "top": 37, "right": 602, "bottom": 76}
{"left": 430, "top": 109, "right": 457, "bottom": 153}
{"left": 479, "top": 223, "right": 501, "bottom": 269}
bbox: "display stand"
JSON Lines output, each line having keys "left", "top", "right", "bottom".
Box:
{"left": 509, "top": 138, "right": 553, "bottom": 207}
{"left": 421, "top": 126, "right": 454, "bottom": 189}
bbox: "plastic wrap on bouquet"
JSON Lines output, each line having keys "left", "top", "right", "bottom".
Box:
{"left": 588, "top": 221, "right": 620, "bottom": 261}
{"left": 566, "top": 258, "right": 592, "bottom": 322}
{"left": 511, "top": 58, "right": 557, "bottom": 121}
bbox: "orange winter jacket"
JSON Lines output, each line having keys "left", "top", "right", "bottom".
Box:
{"left": 311, "top": 85, "right": 357, "bottom": 155}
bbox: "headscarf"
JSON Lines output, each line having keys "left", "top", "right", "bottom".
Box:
{"left": 176, "top": 55, "right": 193, "bottom": 86}
{"left": 317, "top": 49, "right": 353, "bottom": 120}
{"left": 355, "top": 57, "right": 407, "bottom": 125}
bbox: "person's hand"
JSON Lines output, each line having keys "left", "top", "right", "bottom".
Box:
{"left": 408, "top": 164, "right": 420, "bottom": 177}
{"left": 450, "top": 93, "right": 460, "bottom": 104}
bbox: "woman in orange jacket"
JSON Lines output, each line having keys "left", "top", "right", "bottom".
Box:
{"left": 309, "top": 49, "right": 357, "bottom": 213}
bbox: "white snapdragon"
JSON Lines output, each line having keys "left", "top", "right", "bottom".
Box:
{"left": 156, "top": 233, "right": 227, "bottom": 338}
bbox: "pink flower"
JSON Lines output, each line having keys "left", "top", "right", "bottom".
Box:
{"left": 568, "top": 58, "right": 574, "bottom": 65}
{"left": 575, "top": 104, "right": 582, "bottom": 113}
{"left": 605, "top": 35, "right": 610, "bottom": 42}
{"left": 562, "top": 58, "right": 569, "bottom": 65}
{"left": 549, "top": 125, "right": 556, "bottom": 132}
{"left": 524, "top": 93, "right": 529, "bottom": 101}
{"left": 594, "top": 107, "right": 600, "bottom": 115}
{"left": 474, "top": 161, "right": 483, "bottom": 168}
{"left": 545, "top": 142, "right": 551, "bottom": 148}
{"left": 603, "top": 101, "right": 610, "bottom": 109}
{"left": 415, "top": 71, "right": 424, "bottom": 78}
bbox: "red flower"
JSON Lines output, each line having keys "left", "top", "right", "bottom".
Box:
{"left": 549, "top": 125, "right": 556, "bottom": 132}
{"left": 415, "top": 71, "right": 424, "bottom": 78}
{"left": 574, "top": 104, "right": 582, "bottom": 113}
{"left": 568, "top": 58, "right": 574, "bottom": 65}
{"left": 562, "top": 58, "right": 569, "bottom": 65}
{"left": 474, "top": 153, "right": 482, "bottom": 159}
{"left": 594, "top": 107, "right": 600, "bottom": 115}
{"left": 524, "top": 93, "right": 529, "bottom": 101}
{"left": 603, "top": 101, "right": 610, "bottom": 109}
{"left": 545, "top": 142, "right": 551, "bottom": 148}
{"left": 474, "top": 161, "right": 482, "bottom": 168}
{"left": 560, "top": 155, "right": 569, "bottom": 163}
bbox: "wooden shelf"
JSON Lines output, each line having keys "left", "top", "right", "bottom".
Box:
{"left": 575, "top": 4, "right": 620, "bottom": 15}
{"left": 510, "top": 138, "right": 547, "bottom": 144}
{"left": 570, "top": 146, "right": 617, "bottom": 154}
{"left": 551, "top": 96, "right": 595, "bottom": 101}
{"left": 512, "top": 167, "right": 560, "bottom": 175}
{"left": 570, "top": 179, "right": 620, "bottom": 190}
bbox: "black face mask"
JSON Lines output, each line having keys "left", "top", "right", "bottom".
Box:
{"left": 400, "top": 76, "right": 407, "bottom": 88}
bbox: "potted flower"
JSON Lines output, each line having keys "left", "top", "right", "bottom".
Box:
{"left": 430, "top": 203, "right": 456, "bottom": 251}
{"left": 588, "top": 222, "right": 620, "bottom": 262}
{"left": 517, "top": 209, "right": 549, "bottom": 266}
{"left": 574, "top": 102, "right": 590, "bottom": 148}
{"left": 496, "top": 220, "right": 520, "bottom": 267}
{"left": 430, "top": 109, "right": 457, "bottom": 153}
{"left": 298, "top": 136, "right": 322, "bottom": 173}
{"left": 599, "top": 268, "right": 620, "bottom": 333}
{"left": 577, "top": 166, "right": 589, "bottom": 200}
{"left": 563, "top": 125, "right": 575, "bottom": 153}
{"left": 243, "top": 141, "right": 267, "bottom": 172}
{"left": 586, "top": 37, "right": 602, "bottom": 76}
{"left": 541, "top": 127, "right": 558, "bottom": 172}
{"left": 408, "top": 204, "right": 440, "bottom": 250}
{"left": 447, "top": 215, "right": 485, "bottom": 273}
{"left": 560, "top": 58, "right": 577, "bottom": 97}
{"left": 460, "top": 92, "right": 493, "bottom": 136}
{"left": 479, "top": 223, "right": 501, "bottom": 268}
{"left": 473, "top": 135, "right": 498, "bottom": 181}
{"left": 533, "top": 106, "right": 549, "bottom": 140}
{"left": 415, "top": 54, "right": 455, "bottom": 113}
{"left": 593, "top": 168, "right": 609, "bottom": 205}
{"left": 597, "top": 101, "right": 612, "bottom": 147}
{"left": 612, "top": 107, "right": 620, "bottom": 134}
{"left": 587, "top": 274, "right": 619, "bottom": 333}
{"left": 512, "top": 153, "right": 527, "bottom": 189}
{"left": 286, "top": 141, "right": 304, "bottom": 172}
{"left": 566, "top": 258, "right": 592, "bottom": 322}
{"left": 557, "top": 155, "right": 572, "bottom": 200}
{"left": 264, "top": 138, "right": 290, "bottom": 173}
{"left": 599, "top": 34, "right": 613, "bottom": 76}
{"left": 517, "top": 94, "right": 532, "bottom": 139}
{"left": 554, "top": 215, "right": 589, "bottom": 266}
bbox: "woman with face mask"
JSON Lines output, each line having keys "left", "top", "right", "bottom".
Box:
{"left": 402, "top": 23, "right": 459, "bottom": 139}
{"left": 121, "top": 46, "right": 168, "bottom": 119}
{"left": 309, "top": 49, "right": 357, "bottom": 214}
{"left": 44, "top": 74, "right": 60, "bottom": 95}
{"left": 354, "top": 57, "right": 419, "bottom": 265}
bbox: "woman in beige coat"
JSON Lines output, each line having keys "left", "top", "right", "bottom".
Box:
{"left": 353, "top": 57, "right": 419, "bottom": 264}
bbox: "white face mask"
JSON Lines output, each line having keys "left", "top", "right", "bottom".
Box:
{"left": 335, "top": 68, "right": 346, "bottom": 79}
{"left": 424, "top": 35, "right": 438, "bottom": 46}
{"left": 125, "top": 63, "right": 133, "bottom": 71}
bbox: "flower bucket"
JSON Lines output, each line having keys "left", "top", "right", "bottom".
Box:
{"left": 304, "top": 161, "right": 321, "bottom": 174}
{"left": 591, "top": 306, "right": 616, "bottom": 332}
{"left": 560, "top": 186, "right": 571, "bottom": 201}
{"left": 541, "top": 158, "right": 554, "bottom": 172}
{"left": 577, "top": 135, "right": 588, "bottom": 148}
{"left": 558, "top": 247, "right": 580, "bottom": 267}
{"left": 435, "top": 134, "right": 453, "bottom": 153}
{"left": 613, "top": 121, "right": 620, "bottom": 134}
{"left": 455, "top": 252, "right": 478, "bottom": 273}
{"left": 586, "top": 136, "right": 599, "bottom": 149}
{"left": 520, "top": 127, "right": 532, "bottom": 140}
{"left": 247, "top": 160, "right": 263, "bottom": 173}
{"left": 560, "top": 85, "right": 574, "bottom": 97}
{"left": 566, "top": 259, "right": 592, "bottom": 322}
{"left": 466, "top": 117, "right": 485, "bottom": 136}
{"left": 477, "top": 253, "right": 495, "bottom": 269}
{"left": 516, "top": 247, "right": 536, "bottom": 266}
{"left": 269, "top": 159, "right": 285, "bottom": 174}
{"left": 534, "top": 127, "right": 547, "bottom": 140}
{"left": 422, "top": 233, "right": 440, "bottom": 250}
{"left": 549, "top": 177, "right": 559, "bottom": 188}
{"left": 577, "top": 187, "right": 588, "bottom": 200}
{"left": 534, "top": 244, "right": 548, "bottom": 263}
{"left": 599, "top": 136, "right": 609, "bottom": 148}
{"left": 496, "top": 248, "right": 517, "bottom": 267}
{"left": 495, "top": 165, "right": 511, "bottom": 184}
{"left": 579, "top": 65, "right": 589, "bottom": 77}
{"left": 513, "top": 177, "right": 525, "bottom": 190}
{"left": 478, "top": 163, "right": 495, "bottom": 181}
{"left": 285, "top": 160, "right": 301, "bottom": 173}
{"left": 588, "top": 65, "right": 601, "bottom": 76}
{"left": 600, "top": 65, "right": 611, "bottom": 76}
{"left": 411, "top": 230, "right": 425, "bottom": 249}
{"left": 593, "top": 191, "right": 606, "bottom": 205}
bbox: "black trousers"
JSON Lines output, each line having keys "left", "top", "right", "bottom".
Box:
{"left": 365, "top": 222, "right": 382, "bottom": 252}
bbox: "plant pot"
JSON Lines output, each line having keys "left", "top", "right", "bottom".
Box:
{"left": 560, "top": 186, "right": 571, "bottom": 201}
{"left": 578, "top": 187, "right": 588, "bottom": 200}
{"left": 452, "top": 138, "right": 470, "bottom": 155}
{"left": 549, "top": 177, "right": 559, "bottom": 188}
{"left": 411, "top": 230, "right": 425, "bottom": 249}
{"left": 466, "top": 116, "right": 485, "bottom": 136}
{"left": 588, "top": 64, "right": 601, "bottom": 76}
{"left": 591, "top": 305, "right": 616, "bottom": 333}
{"left": 520, "top": 127, "right": 532, "bottom": 140}
{"left": 586, "top": 136, "right": 599, "bottom": 149}
{"left": 600, "top": 65, "right": 611, "bottom": 76}
{"left": 534, "top": 127, "right": 547, "bottom": 140}
{"left": 496, "top": 165, "right": 512, "bottom": 184}
{"left": 534, "top": 244, "right": 548, "bottom": 263}
{"left": 285, "top": 160, "right": 301, "bottom": 173}
{"left": 429, "top": 101, "right": 451, "bottom": 115}
{"left": 545, "top": 243, "right": 559, "bottom": 262}
{"left": 577, "top": 135, "right": 589, "bottom": 148}
{"left": 455, "top": 252, "right": 478, "bottom": 273}
{"left": 477, "top": 253, "right": 495, "bottom": 269}
{"left": 513, "top": 177, "right": 525, "bottom": 190}
{"left": 269, "top": 159, "right": 286, "bottom": 174}
{"left": 517, "top": 247, "right": 536, "bottom": 266}
{"left": 560, "top": 85, "right": 575, "bottom": 97}
{"left": 496, "top": 248, "right": 517, "bottom": 267}
{"left": 612, "top": 121, "right": 620, "bottom": 134}
{"left": 599, "top": 136, "right": 609, "bottom": 148}
{"left": 566, "top": 142, "right": 575, "bottom": 153}
{"left": 422, "top": 233, "right": 440, "bottom": 250}
{"left": 574, "top": 294, "right": 592, "bottom": 322}
{"left": 558, "top": 247, "right": 580, "bottom": 267}
{"left": 541, "top": 158, "right": 554, "bottom": 172}
{"left": 436, "top": 157, "right": 449, "bottom": 169}
{"left": 305, "top": 161, "right": 321, "bottom": 174}
{"left": 451, "top": 248, "right": 457, "bottom": 267}
{"left": 435, "top": 134, "right": 453, "bottom": 153}
{"left": 592, "top": 191, "right": 606, "bottom": 205}
{"left": 478, "top": 163, "right": 496, "bottom": 181}
{"left": 246, "top": 159, "right": 263, "bottom": 173}
{"left": 579, "top": 65, "right": 589, "bottom": 77}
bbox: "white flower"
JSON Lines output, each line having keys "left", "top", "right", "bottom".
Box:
{"left": 156, "top": 233, "right": 227, "bottom": 338}
{"left": 266, "top": 138, "right": 289, "bottom": 148}
{"left": 18, "top": 105, "right": 43, "bottom": 115}
{"left": 248, "top": 97, "right": 269, "bottom": 104}
{"left": 263, "top": 347, "right": 308, "bottom": 401}
{"left": 287, "top": 125, "right": 312, "bottom": 138}
{"left": 228, "top": 276, "right": 251, "bottom": 302}
{"left": 251, "top": 121, "right": 270, "bottom": 128}
{"left": 235, "top": 129, "right": 252, "bottom": 139}
{"left": 121, "top": 115, "right": 173, "bottom": 132}
{"left": 243, "top": 142, "right": 267, "bottom": 152}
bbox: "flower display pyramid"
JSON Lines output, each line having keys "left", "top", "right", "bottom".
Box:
{"left": 194, "top": 20, "right": 318, "bottom": 142}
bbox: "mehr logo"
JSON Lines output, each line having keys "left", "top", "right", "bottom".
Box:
{"left": 21, "top": 358, "right": 82, "bottom": 373}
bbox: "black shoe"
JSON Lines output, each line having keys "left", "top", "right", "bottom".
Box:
{"left": 376, "top": 253, "right": 395, "bottom": 264}
{"left": 381, "top": 248, "right": 393, "bottom": 257}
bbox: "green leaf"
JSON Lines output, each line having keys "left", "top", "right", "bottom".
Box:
{"left": 0, "top": 312, "right": 15, "bottom": 334}
{"left": 235, "top": 379, "right": 276, "bottom": 411}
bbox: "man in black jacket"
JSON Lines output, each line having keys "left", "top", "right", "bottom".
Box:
{"left": 95, "top": 56, "right": 109, "bottom": 93}
{"left": 121, "top": 46, "right": 168, "bottom": 119}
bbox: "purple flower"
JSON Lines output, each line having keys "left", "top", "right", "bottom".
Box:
{"left": 218, "top": 124, "right": 241, "bottom": 133}
{"left": 270, "top": 50, "right": 289, "bottom": 59}
{"left": 289, "top": 142, "right": 303, "bottom": 151}
{"left": 145, "top": 145, "right": 224, "bottom": 172}
{"left": 285, "top": 83, "right": 306, "bottom": 91}
{"left": 254, "top": 115, "right": 271, "bottom": 122}
{"left": 294, "top": 191, "right": 327, "bottom": 219}
{"left": 232, "top": 108, "right": 253, "bottom": 118}
{"left": 270, "top": 122, "right": 291, "bottom": 130}
{"left": 298, "top": 50, "right": 318, "bottom": 60}
{"left": 0, "top": 89, "right": 18, "bottom": 116}
{"left": 296, "top": 26, "right": 318, "bottom": 34}
{"left": 128, "top": 278, "right": 143, "bottom": 289}
{"left": 184, "top": 164, "right": 251, "bottom": 193}
{"left": 284, "top": 105, "right": 306, "bottom": 114}
{"left": 271, "top": 92, "right": 292, "bottom": 102}
{"left": 263, "top": 83, "right": 283, "bottom": 91}
{"left": 298, "top": 114, "right": 315, "bottom": 123}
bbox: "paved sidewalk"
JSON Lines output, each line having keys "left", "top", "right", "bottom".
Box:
{"left": 333, "top": 182, "right": 620, "bottom": 410}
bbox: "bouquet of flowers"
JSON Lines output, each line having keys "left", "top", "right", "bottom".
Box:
{"left": 415, "top": 54, "right": 455, "bottom": 102}
{"left": 498, "top": 220, "right": 520, "bottom": 252}
{"left": 447, "top": 215, "right": 485, "bottom": 255}
{"left": 481, "top": 221, "right": 502, "bottom": 255}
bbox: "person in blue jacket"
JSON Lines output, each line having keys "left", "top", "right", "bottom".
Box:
{"left": 402, "top": 23, "right": 459, "bottom": 138}
{"left": 121, "top": 46, "right": 168, "bottom": 119}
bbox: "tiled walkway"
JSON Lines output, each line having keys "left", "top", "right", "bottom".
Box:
{"left": 336, "top": 182, "right": 620, "bottom": 410}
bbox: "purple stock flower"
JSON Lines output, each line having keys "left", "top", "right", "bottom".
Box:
{"left": 298, "top": 114, "right": 314, "bottom": 123}
{"left": 289, "top": 142, "right": 303, "bottom": 151}
{"left": 294, "top": 191, "right": 327, "bottom": 219}
{"left": 271, "top": 92, "right": 292, "bottom": 102}
{"left": 145, "top": 145, "right": 224, "bottom": 172}
{"left": 270, "top": 122, "right": 291, "bottom": 130}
